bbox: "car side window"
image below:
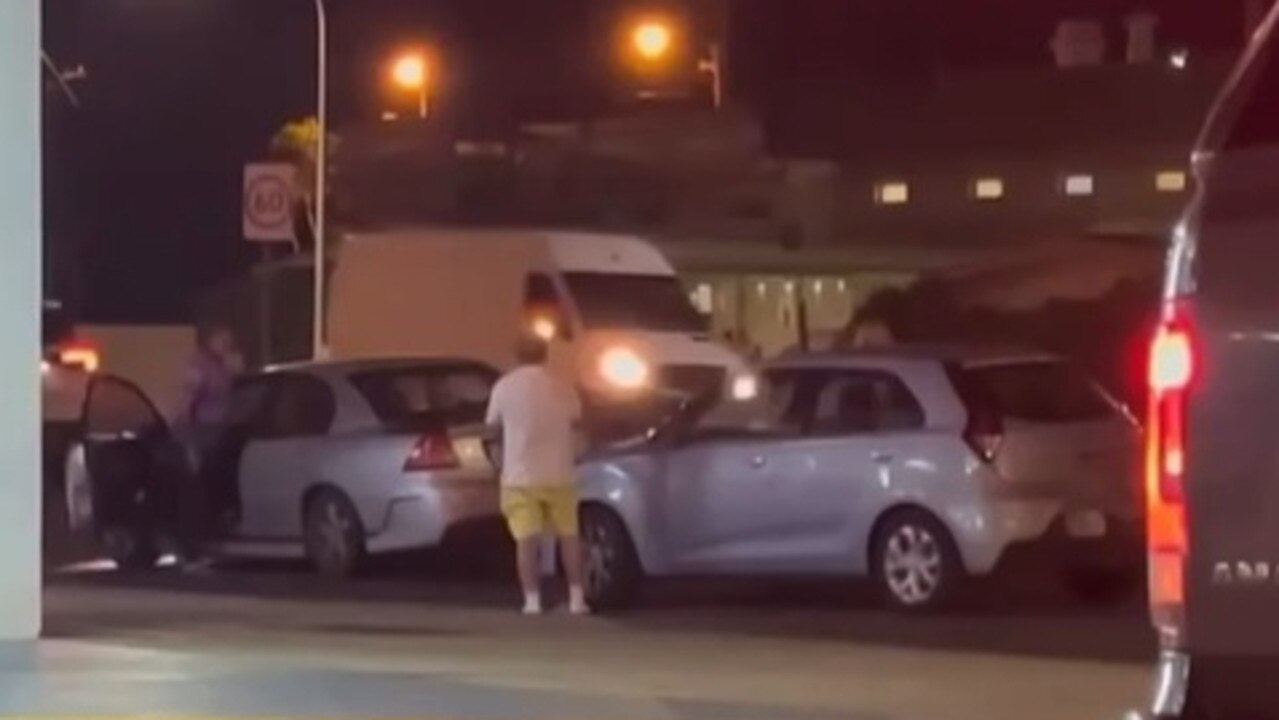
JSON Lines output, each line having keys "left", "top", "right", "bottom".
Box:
{"left": 257, "top": 375, "right": 335, "bottom": 439}
{"left": 764, "top": 369, "right": 823, "bottom": 435}
{"left": 810, "top": 371, "right": 924, "bottom": 436}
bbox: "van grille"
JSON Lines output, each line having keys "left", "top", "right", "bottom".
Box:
{"left": 660, "top": 365, "right": 725, "bottom": 399}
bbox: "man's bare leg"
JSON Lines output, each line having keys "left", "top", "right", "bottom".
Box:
{"left": 516, "top": 537, "right": 542, "bottom": 614}
{"left": 560, "top": 535, "right": 589, "bottom": 614}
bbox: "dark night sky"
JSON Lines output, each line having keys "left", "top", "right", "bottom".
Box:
{"left": 41, "top": 0, "right": 1248, "bottom": 323}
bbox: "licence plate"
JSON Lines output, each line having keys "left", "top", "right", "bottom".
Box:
{"left": 1066, "top": 510, "right": 1107, "bottom": 538}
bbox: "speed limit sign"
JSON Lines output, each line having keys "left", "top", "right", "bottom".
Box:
{"left": 243, "top": 163, "right": 296, "bottom": 243}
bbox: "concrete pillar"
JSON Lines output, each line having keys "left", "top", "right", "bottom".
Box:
{"left": 0, "top": 1, "right": 44, "bottom": 641}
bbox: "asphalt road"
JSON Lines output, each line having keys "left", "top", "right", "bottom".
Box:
{"left": 40, "top": 548, "right": 1158, "bottom": 720}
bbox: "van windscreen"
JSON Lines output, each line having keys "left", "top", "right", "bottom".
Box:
{"left": 564, "top": 273, "right": 707, "bottom": 333}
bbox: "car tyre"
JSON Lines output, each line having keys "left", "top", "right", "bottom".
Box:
{"left": 304, "top": 490, "right": 366, "bottom": 579}
{"left": 1062, "top": 566, "right": 1140, "bottom": 605}
{"left": 100, "top": 526, "right": 160, "bottom": 572}
{"left": 580, "top": 505, "right": 642, "bottom": 613}
{"left": 871, "top": 509, "right": 964, "bottom": 612}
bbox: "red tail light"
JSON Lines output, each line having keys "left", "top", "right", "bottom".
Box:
{"left": 57, "top": 341, "right": 100, "bottom": 373}
{"left": 964, "top": 411, "right": 1005, "bottom": 463}
{"left": 404, "top": 434, "right": 459, "bottom": 472}
{"left": 1145, "top": 304, "right": 1195, "bottom": 641}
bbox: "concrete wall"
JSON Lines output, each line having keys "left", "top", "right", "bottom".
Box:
{"left": 0, "top": 2, "right": 44, "bottom": 641}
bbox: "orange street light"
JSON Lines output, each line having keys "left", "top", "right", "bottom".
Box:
{"left": 624, "top": 15, "right": 723, "bottom": 110}
{"left": 390, "top": 51, "right": 430, "bottom": 118}
{"left": 631, "top": 20, "right": 673, "bottom": 61}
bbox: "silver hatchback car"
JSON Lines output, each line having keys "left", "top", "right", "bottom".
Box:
{"left": 577, "top": 348, "right": 1142, "bottom": 611}
{"left": 65, "top": 358, "right": 500, "bottom": 577}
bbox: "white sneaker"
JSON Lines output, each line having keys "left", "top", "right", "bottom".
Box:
{"left": 567, "top": 586, "right": 590, "bottom": 616}
{"left": 521, "top": 596, "right": 543, "bottom": 616}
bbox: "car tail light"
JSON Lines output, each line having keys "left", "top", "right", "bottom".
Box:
{"left": 1146, "top": 303, "right": 1194, "bottom": 646}
{"left": 57, "top": 341, "right": 100, "bottom": 373}
{"left": 404, "top": 434, "right": 459, "bottom": 472}
{"left": 964, "top": 411, "right": 1005, "bottom": 463}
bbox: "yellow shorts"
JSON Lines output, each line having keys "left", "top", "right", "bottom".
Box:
{"left": 501, "top": 485, "right": 580, "bottom": 542}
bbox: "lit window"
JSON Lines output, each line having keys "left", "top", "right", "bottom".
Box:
{"left": 1156, "top": 170, "right": 1188, "bottom": 193}
{"left": 1063, "top": 174, "right": 1095, "bottom": 197}
{"left": 972, "top": 177, "right": 1005, "bottom": 201}
{"left": 874, "top": 181, "right": 909, "bottom": 205}
{"left": 689, "top": 283, "right": 713, "bottom": 314}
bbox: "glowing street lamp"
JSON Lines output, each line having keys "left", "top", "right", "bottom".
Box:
{"left": 625, "top": 17, "right": 723, "bottom": 109}
{"left": 631, "top": 20, "right": 673, "bottom": 61}
{"left": 390, "top": 51, "right": 430, "bottom": 119}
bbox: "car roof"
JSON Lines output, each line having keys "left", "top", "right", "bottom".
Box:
{"left": 768, "top": 344, "right": 1061, "bottom": 369}
{"left": 260, "top": 357, "right": 496, "bottom": 378}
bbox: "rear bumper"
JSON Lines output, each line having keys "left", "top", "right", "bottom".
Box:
{"left": 951, "top": 499, "right": 1141, "bottom": 575}
{"left": 1143, "top": 651, "right": 1192, "bottom": 719}
{"left": 366, "top": 484, "right": 499, "bottom": 555}
{"left": 995, "top": 516, "right": 1143, "bottom": 572}
{"left": 1136, "top": 651, "right": 1279, "bottom": 719}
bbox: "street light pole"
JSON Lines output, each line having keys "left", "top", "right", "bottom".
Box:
{"left": 312, "top": 0, "right": 329, "bottom": 359}
{"left": 698, "top": 42, "right": 723, "bottom": 110}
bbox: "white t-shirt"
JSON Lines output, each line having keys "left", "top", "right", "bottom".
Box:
{"left": 485, "top": 365, "right": 582, "bottom": 488}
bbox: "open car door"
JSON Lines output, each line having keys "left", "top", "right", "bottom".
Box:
{"left": 65, "top": 374, "right": 187, "bottom": 570}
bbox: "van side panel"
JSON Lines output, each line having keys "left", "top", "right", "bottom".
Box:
{"left": 1185, "top": 32, "right": 1279, "bottom": 658}
{"left": 328, "top": 231, "right": 545, "bottom": 371}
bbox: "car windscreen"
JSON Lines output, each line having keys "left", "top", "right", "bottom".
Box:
{"left": 563, "top": 272, "right": 707, "bottom": 333}
{"left": 950, "top": 360, "right": 1115, "bottom": 424}
{"left": 349, "top": 364, "right": 496, "bottom": 430}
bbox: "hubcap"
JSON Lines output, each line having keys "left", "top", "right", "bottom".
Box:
{"left": 313, "top": 500, "right": 353, "bottom": 571}
{"left": 882, "top": 524, "right": 943, "bottom": 606}
{"left": 582, "top": 520, "right": 617, "bottom": 596}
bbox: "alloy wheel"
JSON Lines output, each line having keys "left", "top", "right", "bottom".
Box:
{"left": 882, "top": 523, "right": 944, "bottom": 607}
{"left": 583, "top": 517, "right": 618, "bottom": 597}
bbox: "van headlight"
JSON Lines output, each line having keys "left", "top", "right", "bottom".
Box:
{"left": 598, "top": 346, "right": 651, "bottom": 391}
{"left": 731, "top": 372, "right": 760, "bottom": 401}
{"left": 528, "top": 315, "right": 558, "bottom": 342}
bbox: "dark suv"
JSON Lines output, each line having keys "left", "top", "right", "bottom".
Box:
{"left": 1137, "top": 6, "right": 1279, "bottom": 719}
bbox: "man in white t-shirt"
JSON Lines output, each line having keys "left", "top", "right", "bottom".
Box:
{"left": 485, "top": 337, "right": 588, "bottom": 615}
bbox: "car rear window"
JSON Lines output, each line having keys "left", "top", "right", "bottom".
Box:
{"left": 948, "top": 360, "right": 1114, "bottom": 424}
{"left": 350, "top": 364, "right": 496, "bottom": 429}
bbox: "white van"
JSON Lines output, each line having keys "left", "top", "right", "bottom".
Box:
{"left": 328, "top": 228, "right": 754, "bottom": 432}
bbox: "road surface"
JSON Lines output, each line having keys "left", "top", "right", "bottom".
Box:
{"left": 28, "top": 558, "right": 1157, "bottom": 720}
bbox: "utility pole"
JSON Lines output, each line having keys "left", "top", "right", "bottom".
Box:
{"left": 312, "top": 0, "right": 329, "bottom": 360}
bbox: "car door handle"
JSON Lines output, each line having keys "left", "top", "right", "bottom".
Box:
{"left": 871, "top": 452, "right": 894, "bottom": 464}
{"left": 750, "top": 455, "right": 767, "bottom": 469}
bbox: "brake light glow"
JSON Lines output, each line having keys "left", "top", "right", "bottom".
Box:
{"left": 58, "top": 342, "right": 100, "bottom": 373}
{"left": 963, "top": 411, "right": 1005, "bottom": 463}
{"left": 1145, "top": 305, "right": 1195, "bottom": 641}
{"left": 404, "top": 434, "right": 460, "bottom": 472}
{"left": 1146, "top": 314, "right": 1194, "bottom": 508}
{"left": 1149, "top": 324, "right": 1193, "bottom": 394}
